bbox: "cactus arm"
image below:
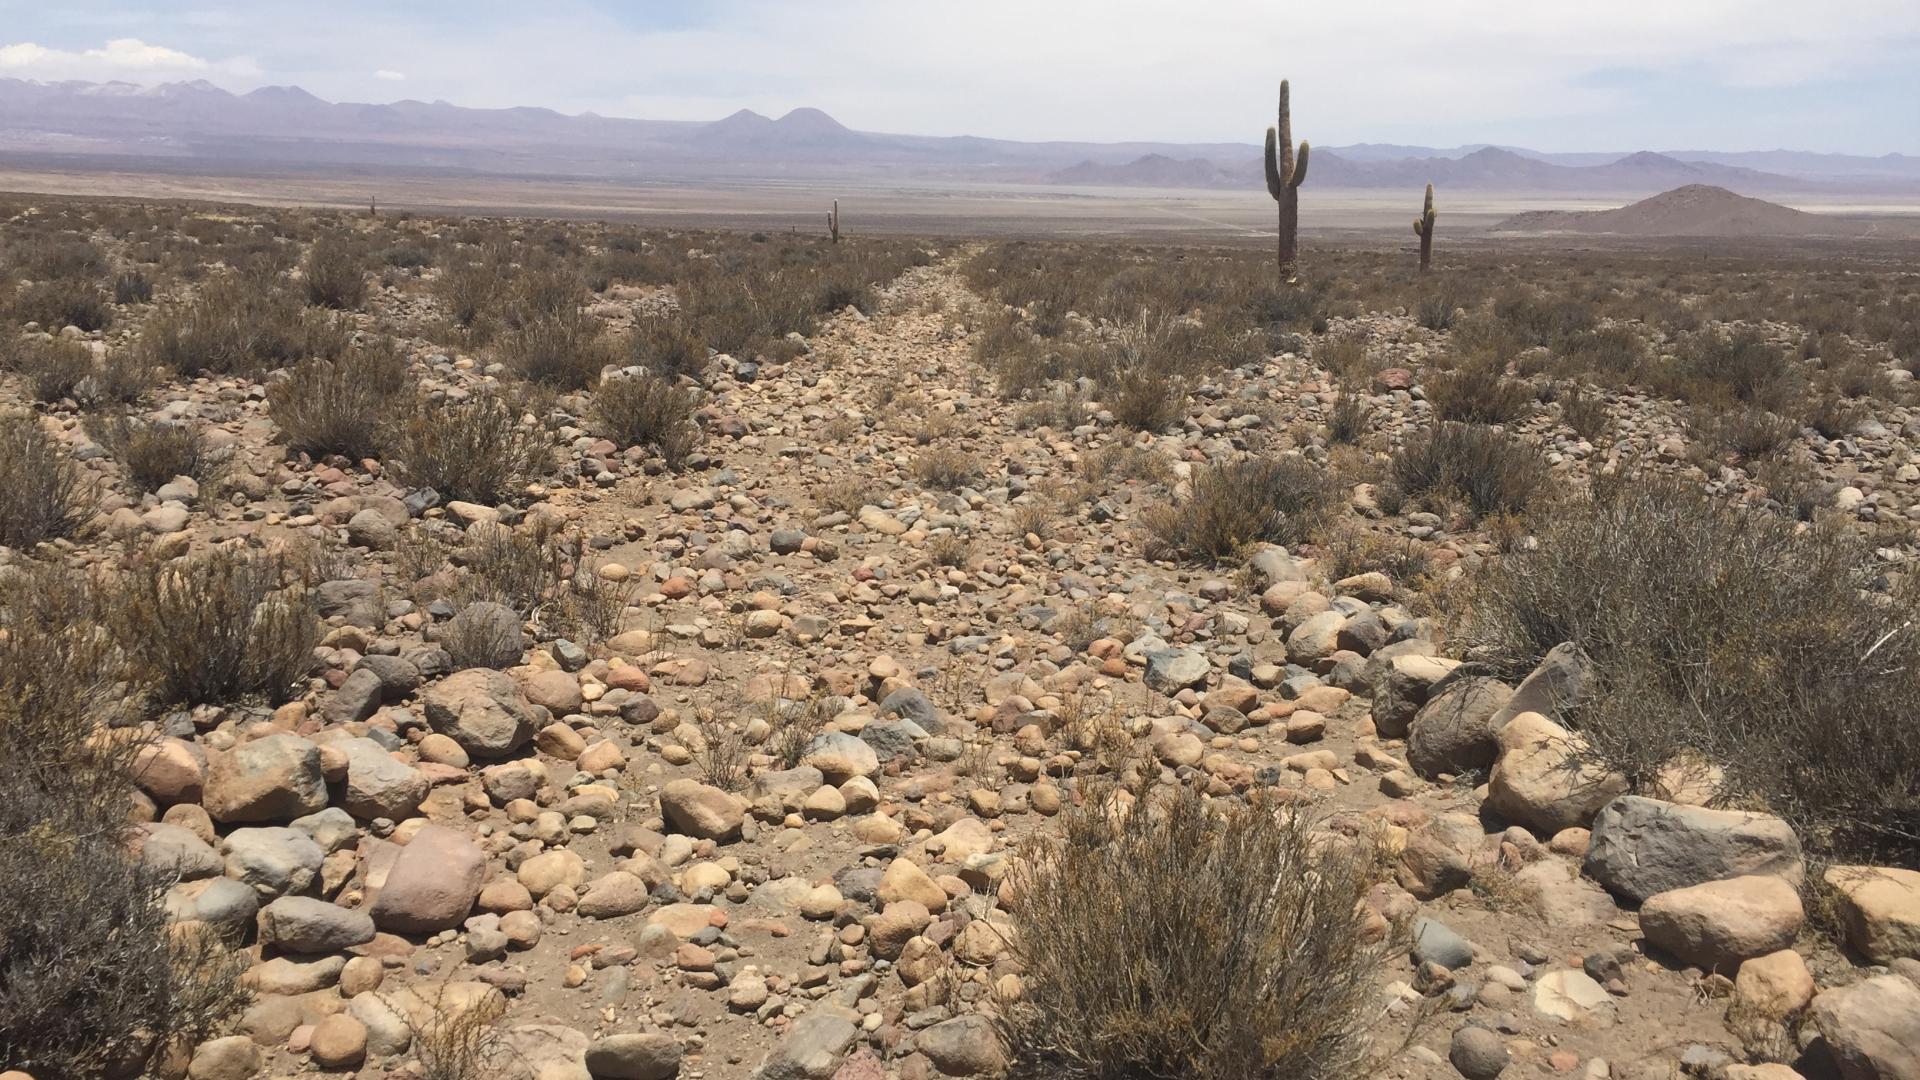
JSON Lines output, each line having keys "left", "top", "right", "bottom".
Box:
{"left": 1292, "top": 142, "right": 1310, "bottom": 189}
{"left": 1264, "top": 128, "right": 1283, "bottom": 199}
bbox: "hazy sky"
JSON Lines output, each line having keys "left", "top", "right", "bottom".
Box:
{"left": 2, "top": 1, "right": 1916, "bottom": 153}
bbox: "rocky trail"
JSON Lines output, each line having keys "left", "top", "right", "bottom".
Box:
{"left": 13, "top": 236, "right": 1919, "bottom": 1080}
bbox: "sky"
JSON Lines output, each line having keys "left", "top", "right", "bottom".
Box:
{"left": 1, "top": 1, "right": 1916, "bottom": 154}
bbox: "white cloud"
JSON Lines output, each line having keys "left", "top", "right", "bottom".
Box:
{"left": 0, "top": 36, "right": 256, "bottom": 81}
{"left": 374, "top": 69, "right": 406, "bottom": 81}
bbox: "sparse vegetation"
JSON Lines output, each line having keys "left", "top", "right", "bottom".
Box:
{"left": 594, "top": 373, "right": 699, "bottom": 468}
{"left": 1143, "top": 455, "right": 1334, "bottom": 562}
{"left": 0, "top": 410, "right": 93, "bottom": 548}
{"left": 1004, "top": 786, "right": 1386, "bottom": 1080}
{"left": 383, "top": 393, "right": 554, "bottom": 504}
{"left": 1388, "top": 422, "right": 1550, "bottom": 521}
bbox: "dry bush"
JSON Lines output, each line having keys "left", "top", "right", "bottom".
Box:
{"left": 408, "top": 984, "right": 509, "bottom": 1080}
{"left": 1557, "top": 383, "right": 1611, "bottom": 443}
{"left": 912, "top": 448, "right": 981, "bottom": 491}
{"left": 1493, "top": 288, "right": 1595, "bottom": 347}
{"left": 1800, "top": 391, "right": 1868, "bottom": 440}
{"left": 547, "top": 569, "right": 635, "bottom": 647}
{"left": 12, "top": 336, "right": 94, "bottom": 402}
{"left": 927, "top": 532, "right": 973, "bottom": 567}
{"left": 1556, "top": 326, "right": 1645, "bottom": 381}
{"left": 1750, "top": 455, "right": 1835, "bottom": 521}
{"left": 594, "top": 373, "right": 699, "bottom": 468}
{"left": 1, "top": 566, "right": 247, "bottom": 1076}
{"left": 817, "top": 479, "right": 871, "bottom": 516}
{"left": 0, "top": 410, "right": 94, "bottom": 548}
{"left": 268, "top": 341, "right": 412, "bottom": 459}
{"left": 1689, "top": 406, "right": 1798, "bottom": 462}
{"left": 1327, "top": 392, "right": 1369, "bottom": 444}
{"left": 140, "top": 272, "right": 350, "bottom": 376}
{"left": 8, "top": 277, "right": 113, "bottom": 332}
{"left": 302, "top": 236, "right": 368, "bottom": 309}
{"left": 435, "top": 261, "right": 504, "bottom": 328}
{"left": 113, "top": 269, "right": 154, "bottom": 305}
{"left": 1655, "top": 327, "right": 1800, "bottom": 410}
{"left": 76, "top": 350, "right": 156, "bottom": 410}
{"left": 766, "top": 693, "right": 831, "bottom": 770}
{"left": 113, "top": 549, "right": 319, "bottom": 707}
{"left": 1102, "top": 368, "right": 1187, "bottom": 433}
{"left": 1425, "top": 359, "right": 1533, "bottom": 425}
{"left": 383, "top": 393, "right": 554, "bottom": 504}
{"left": 495, "top": 311, "right": 621, "bottom": 389}
{"left": 454, "top": 521, "right": 568, "bottom": 616}
{"left": 1003, "top": 786, "right": 1387, "bottom": 1080}
{"left": 1142, "top": 455, "right": 1335, "bottom": 563}
{"left": 629, "top": 315, "right": 708, "bottom": 381}
{"left": 1316, "top": 521, "right": 1431, "bottom": 585}
{"left": 1388, "top": 422, "right": 1550, "bottom": 522}
{"left": 1466, "top": 476, "right": 1920, "bottom": 863}
{"left": 440, "top": 602, "right": 527, "bottom": 670}
{"left": 94, "top": 415, "right": 226, "bottom": 493}
{"left": 1416, "top": 276, "right": 1476, "bottom": 331}
{"left": 690, "top": 706, "right": 750, "bottom": 792}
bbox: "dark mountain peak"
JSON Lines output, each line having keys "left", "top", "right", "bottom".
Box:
{"left": 1461, "top": 146, "right": 1529, "bottom": 163}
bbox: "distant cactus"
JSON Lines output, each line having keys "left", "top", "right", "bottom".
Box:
{"left": 1413, "top": 184, "right": 1436, "bottom": 272}
{"left": 827, "top": 200, "right": 840, "bottom": 244}
{"left": 1263, "top": 80, "right": 1309, "bottom": 274}
{"left": 369, "top": 195, "right": 377, "bottom": 219}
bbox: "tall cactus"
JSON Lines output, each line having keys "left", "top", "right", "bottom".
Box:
{"left": 1263, "top": 80, "right": 1309, "bottom": 274}
{"left": 1413, "top": 184, "right": 1436, "bottom": 272}
{"left": 827, "top": 200, "right": 840, "bottom": 244}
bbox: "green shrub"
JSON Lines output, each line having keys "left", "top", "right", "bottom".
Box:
{"left": 1142, "top": 455, "right": 1334, "bottom": 562}
{"left": 1425, "top": 359, "right": 1533, "bottom": 425}
{"left": 1466, "top": 477, "right": 1920, "bottom": 863}
{"left": 1003, "top": 786, "right": 1385, "bottom": 1080}
{"left": 9, "top": 278, "right": 112, "bottom": 331}
{"left": 629, "top": 315, "right": 708, "bottom": 381}
{"left": 12, "top": 336, "right": 94, "bottom": 402}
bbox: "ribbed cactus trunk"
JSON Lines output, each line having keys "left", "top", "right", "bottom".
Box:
{"left": 828, "top": 200, "right": 840, "bottom": 244}
{"left": 1414, "top": 184, "right": 1436, "bottom": 272}
{"left": 1264, "top": 80, "right": 1309, "bottom": 277}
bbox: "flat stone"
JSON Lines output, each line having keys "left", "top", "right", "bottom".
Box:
{"left": 1585, "top": 796, "right": 1803, "bottom": 904}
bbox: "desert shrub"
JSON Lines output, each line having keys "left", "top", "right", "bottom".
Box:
{"left": 1003, "top": 785, "right": 1385, "bottom": 1080}
{"left": 302, "top": 236, "right": 368, "bottom": 309}
{"left": 383, "top": 393, "right": 554, "bottom": 504}
{"left": 0, "top": 568, "right": 248, "bottom": 1078}
{"left": 1389, "top": 422, "right": 1550, "bottom": 521}
{"left": 268, "top": 341, "right": 411, "bottom": 459}
{"left": 1557, "top": 383, "right": 1611, "bottom": 443}
{"left": 1142, "top": 455, "right": 1334, "bottom": 562}
{"left": 379, "top": 244, "right": 434, "bottom": 270}
{"left": 12, "top": 336, "right": 94, "bottom": 401}
{"left": 594, "top": 373, "right": 698, "bottom": 468}
{"left": 76, "top": 350, "right": 156, "bottom": 410}
{"left": 9, "top": 277, "right": 112, "bottom": 331}
{"left": 140, "top": 272, "right": 350, "bottom": 376}
{"left": 494, "top": 312, "right": 620, "bottom": 389}
{"left": 1493, "top": 288, "right": 1594, "bottom": 346}
{"left": 500, "top": 267, "right": 586, "bottom": 329}
{"left": 440, "top": 602, "right": 529, "bottom": 670}
{"left": 1556, "top": 326, "right": 1644, "bottom": 381}
{"left": 1316, "top": 521, "right": 1431, "bottom": 584}
{"left": 408, "top": 984, "right": 509, "bottom": 1080}
{"left": 0, "top": 411, "right": 93, "bottom": 547}
{"left": 629, "top": 315, "right": 708, "bottom": 381}
{"left": 6, "top": 233, "right": 106, "bottom": 279}
{"left": 547, "top": 570, "right": 634, "bottom": 647}
{"left": 1416, "top": 276, "right": 1475, "bottom": 331}
{"left": 1327, "top": 393, "right": 1369, "bottom": 444}
{"left": 1689, "top": 407, "right": 1797, "bottom": 462}
{"left": 436, "top": 262, "right": 504, "bottom": 328}
{"left": 1800, "top": 391, "right": 1868, "bottom": 440}
{"left": 1425, "top": 359, "right": 1532, "bottom": 424}
{"left": 94, "top": 416, "right": 225, "bottom": 493}
{"left": 1102, "top": 368, "right": 1187, "bottom": 433}
{"left": 1750, "top": 456, "right": 1835, "bottom": 521}
{"left": 114, "top": 269, "right": 155, "bottom": 305}
{"left": 111, "top": 548, "right": 319, "bottom": 707}
{"left": 912, "top": 448, "right": 981, "bottom": 491}
{"left": 1466, "top": 477, "right": 1920, "bottom": 863}
{"left": 1657, "top": 327, "right": 1799, "bottom": 410}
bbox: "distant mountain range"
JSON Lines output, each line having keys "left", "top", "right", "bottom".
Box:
{"left": 2, "top": 78, "right": 1916, "bottom": 195}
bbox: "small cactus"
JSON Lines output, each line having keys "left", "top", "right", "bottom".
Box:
{"left": 1263, "top": 80, "right": 1309, "bottom": 274}
{"left": 827, "top": 200, "right": 840, "bottom": 244}
{"left": 1413, "top": 184, "right": 1436, "bottom": 272}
